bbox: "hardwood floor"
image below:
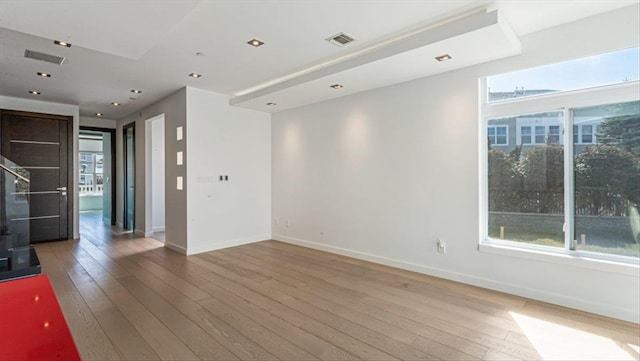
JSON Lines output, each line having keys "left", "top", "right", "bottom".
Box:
{"left": 34, "top": 212, "right": 640, "bottom": 360}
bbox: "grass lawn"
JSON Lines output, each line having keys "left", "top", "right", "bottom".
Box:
{"left": 488, "top": 213, "right": 640, "bottom": 258}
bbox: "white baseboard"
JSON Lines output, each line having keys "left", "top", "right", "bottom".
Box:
{"left": 272, "top": 234, "right": 639, "bottom": 323}
{"left": 134, "top": 229, "right": 145, "bottom": 236}
{"left": 152, "top": 226, "right": 165, "bottom": 233}
{"left": 165, "top": 241, "right": 187, "bottom": 255}
{"left": 186, "top": 235, "right": 269, "bottom": 256}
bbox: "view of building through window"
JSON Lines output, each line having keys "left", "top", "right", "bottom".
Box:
{"left": 484, "top": 47, "right": 639, "bottom": 261}
{"left": 79, "top": 152, "right": 103, "bottom": 195}
{"left": 487, "top": 102, "right": 639, "bottom": 258}
{"left": 487, "top": 47, "right": 640, "bottom": 102}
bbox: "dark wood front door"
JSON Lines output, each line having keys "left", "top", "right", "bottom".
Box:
{"left": 0, "top": 110, "right": 72, "bottom": 242}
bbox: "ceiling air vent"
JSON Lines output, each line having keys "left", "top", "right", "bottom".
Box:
{"left": 24, "top": 49, "right": 65, "bottom": 65}
{"left": 325, "top": 32, "right": 356, "bottom": 47}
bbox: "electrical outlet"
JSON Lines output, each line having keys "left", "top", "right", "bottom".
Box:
{"left": 437, "top": 239, "right": 446, "bottom": 254}
{"left": 286, "top": 220, "right": 290, "bottom": 228}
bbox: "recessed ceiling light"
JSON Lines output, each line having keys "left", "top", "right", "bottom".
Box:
{"left": 130, "top": 89, "right": 142, "bottom": 94}
{"left": 189, "top": 72, "right": 202, "bottom": 78}
{"left": 54, "top": 40, "right": 71, "bottom": 48}
{"left": 435, "top": 54, "right": 452, "bottom": 62}
{"left": 247, "top": 39, "right": 264, "bottom": 47}
{"left": 330, "top": 84, "right": 344, "bottom": 89}
{"left": 266, "top": 102, "right": 277, "bottom": 106}
{"left": 111, "top": 102, "right": 120, "bottom": 106}
{"left": 95, "top": 113, "right": 103, "bottom": 117}
{"left": 37, "top": 72, "right": 51, "bottom": 78}
{"left": 28, "top": 90, "right": 41, "bottom": 95}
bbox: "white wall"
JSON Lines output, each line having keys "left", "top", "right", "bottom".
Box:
{"left": 80, "top": 116, "right": 117, "bottom": 129}
{"left": 148, "top": 115, "right": 165, "bottom": 233}
{"left": 117, "top": 88, "right": 187, "bottom": 251}
{"left": 102, "top": 132, "right": 112, "bottom": 224}
{"left": 0, "top": 95, "right": 80, "bottom": 239}
{"left": 185, "top": 87, "right": 271, "bottom": 255}
{"left": 79, "top": 138, "right": 102, "bottom": 152}
{"left": 271, "top": 6, "right": 640, "bottom": 323}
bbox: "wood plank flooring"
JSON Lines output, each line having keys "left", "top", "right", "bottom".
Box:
{"left": 33, "top": 212, "right": 640, "bottom": 360}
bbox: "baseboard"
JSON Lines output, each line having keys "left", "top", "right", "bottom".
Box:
{"left": 164, "top": 241, "right": 187, "bottom": 255}
{"left": 272, "top": 234, "right": 639, "bottom": 323}
{"left": 134, "top": 229, "right": 145, "bottom": 236}
{"left": 152, "top": 226, "right": 165, "bottom": 233}
{"left": 186, "top": 235, "right": 269, "bottom": 256}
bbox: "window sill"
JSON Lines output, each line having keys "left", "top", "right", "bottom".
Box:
{"left": 479, "top": 242, "right": 640, "bottom": 277}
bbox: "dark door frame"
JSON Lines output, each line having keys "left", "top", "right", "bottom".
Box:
{"left": 123, "top": 122, "right": 135, "bottom": 230}
{"left": 0, "top": 109, "right": 74, "bottom": 241}
{"left": 79, "top": 126, "right": 116, "bottom": 225}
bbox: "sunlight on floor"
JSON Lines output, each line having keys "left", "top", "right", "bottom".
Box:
{"left": 510, "top": 312, "right": 639, "bottom": 360}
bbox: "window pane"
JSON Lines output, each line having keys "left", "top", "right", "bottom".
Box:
{"left": 548, "top": 126, "right": 560, "bottom": 144}
{"left": 582, "top": 125, "right": 593, "bottom": 143}
{"left": 574, "top": 101, "right": 640, "bottom": 258}
{"left": 535, "top": 126, "right": 545, "bottom": 144}
{"left": 488, "top": 47, "right": 640, "bottom": 102}
{"left": 573, "top": 125, "right": 579, "bottom": 144}
{"left": 488, "top": 112, "right": 564, "bottom": 247}
{"left": 496, "top": 126, "right": 507, "bottom": 145}
{"left": 521, "top": 126, "right": 531, "bottom": 144}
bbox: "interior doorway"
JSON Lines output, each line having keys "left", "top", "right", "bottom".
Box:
{"left": 123, "top": 123, "right": 135, "bottom": 230}
{"left": 78, "top": 127, "right": 116, "bottom": 226}
{"left": 145, "top": 115, "right": 165, "bottom": 241}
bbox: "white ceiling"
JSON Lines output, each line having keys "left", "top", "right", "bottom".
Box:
{"left": 0, "top": 0, "right": 637, "bottom": 119}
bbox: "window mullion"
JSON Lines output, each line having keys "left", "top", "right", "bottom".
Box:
{"left": 564, "top": 108, "right": 575, "bottom": 251}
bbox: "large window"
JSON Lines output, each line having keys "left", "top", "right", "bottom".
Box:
{"left": 482, "top": 47, "right": 640, "bottom": 263}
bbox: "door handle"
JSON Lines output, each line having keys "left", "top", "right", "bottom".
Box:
{"left": 56, "top": 187, "right": 67, "bottom": 191}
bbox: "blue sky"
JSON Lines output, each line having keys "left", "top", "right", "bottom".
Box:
{"left": 488, "top": 47, "right": 640, "bottom": 93}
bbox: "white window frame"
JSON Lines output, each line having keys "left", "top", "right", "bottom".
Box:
{"left": 479, "top": 79, "right": 640, "bottom": 269}
{"left": 573, "top": 124, "right": 597, "bottom": 144}
{"left": 487, "top": 125, "right": 509, "bottom": 146}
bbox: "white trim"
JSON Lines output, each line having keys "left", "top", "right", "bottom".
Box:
{"left": 484, "top": 81, "right": 639, "bottom": 119}
{"left": 478, "top": 77, "right": 489, "bottom": 250}
{"left": 152, "top": 226, "right": 165, "bottom": 233}
{"left": 185, "top": 235, "right": 270, "bottom": 256}
{"left": 564, "top": 108, "right": 574, "bottom": 251}
{"left": 479, "top": 242, "right": 638, "bottom": 276}
{"left": 273, "top": 234, "right": 639, "bottom": 323}
{"left": 134, "top": 229, "right": 145, "bottom": 236}
{"left": 164, "top": 241, "right": 187, "bottom": 255}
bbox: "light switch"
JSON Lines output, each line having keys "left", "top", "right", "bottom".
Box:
{"left": 176, "top": 126, "right": 183, "bottom": 141}
{"left": 177, "top": 176, "right": 183, "bottom": 190}
{"left": 177, "top": 151, "right": 183, "bottom": 165}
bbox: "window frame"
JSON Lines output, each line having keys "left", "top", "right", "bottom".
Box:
{"left": 487, "top": 125, "right": 509, "bottom": 146}
{"left": 480, "top": 78, "right": 640, "bottom": 267}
